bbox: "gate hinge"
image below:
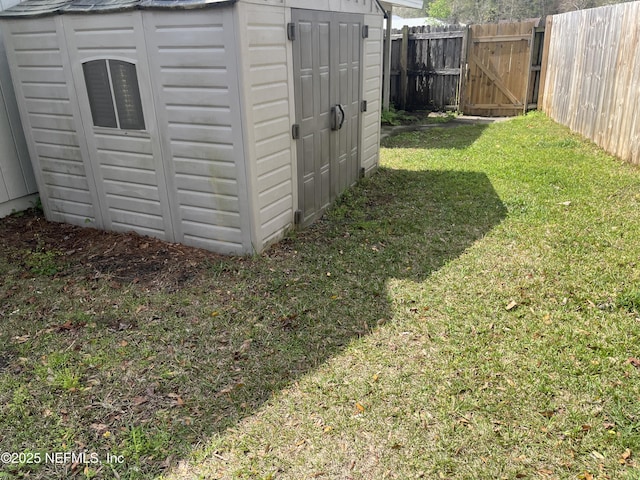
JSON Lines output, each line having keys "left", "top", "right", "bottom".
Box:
{"left": 287, "top": 22, "right": 296, "bottom": 41}
{"left": 361, "top": 100, "right": 368, "bottom": 112}
{"left": 292, "top": 124, "right": 300, "bottom": 139}
{"left": 362, "top": 25, "right": 369, "bottom": 39}
{"left": 294, "top": 210, "right": 303, "bottom": 225}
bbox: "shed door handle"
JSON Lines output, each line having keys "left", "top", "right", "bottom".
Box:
{"left": 332, "top": 104, "right": 346, "bottom": 131}
{"left": 337, "top": 104, "right": 345, "bottom": 130}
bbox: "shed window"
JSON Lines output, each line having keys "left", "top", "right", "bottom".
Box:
{"left": 83, "top": 59, "right": 145, "bottom": 130}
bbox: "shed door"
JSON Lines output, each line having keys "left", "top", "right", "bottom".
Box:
{"left": 292, "top": 10, "right": 363, "bottom": 227}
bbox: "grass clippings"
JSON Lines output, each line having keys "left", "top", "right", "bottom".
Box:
{"left": 1, "top": 112, "right": 640, "bottom": 479}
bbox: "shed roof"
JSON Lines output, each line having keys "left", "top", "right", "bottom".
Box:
{"left": 0, "top": 0, "right": 69, "bottom": 16}
{"left": 0, "top": 0, "right": 233, "bottom": 16}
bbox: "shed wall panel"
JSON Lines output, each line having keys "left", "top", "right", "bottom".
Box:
{"left": 238, "top": 2, "right": 296, "bottom": 249}
{"left": 0, "top": 1, "right": 37, "bottom": 217}
{"left": 64, "top": 13, "right": 173, "bottom": 239}
{"left": 361, "top": 13, "right": 382, "bottom": 174}
{"left": 2, "top": 17, "right": 96, "bottom": 224}
{"left": 144, "top": 9, "right": 251, "bottom": 254}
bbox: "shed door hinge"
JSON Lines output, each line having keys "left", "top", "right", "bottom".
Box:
{"left": 362, "top": 25, "right": 369, "bottom": 39}
{"left": 361, "top": 100, "right": 368, "bottom": 112}
{"left": 292, "top": 124, "right": 300, "bottom": 139}
{"left": 287, "top": 22, "right": 296, "bottom": 41}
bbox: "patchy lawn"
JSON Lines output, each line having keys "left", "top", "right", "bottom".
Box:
{"left": 1, "top": 112, "right": 640, "bottom": 479}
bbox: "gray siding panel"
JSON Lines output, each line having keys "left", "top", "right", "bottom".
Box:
{"left": 3, "top": 17, "right": 96, "bottom": 223}
{"left": 239, "top": 3, "right": 296, "bottom": 248}
{"left": 145, "top": 9, "right": 249, "bottom": 254}
{"left": 0, "top": 4, "right": 38, "bottom": 216}
{"left": 361, "top": 14, "right": 383, "bottom": 174}
{"left": 63, "top": 12, "right": 175, "bottom": 239}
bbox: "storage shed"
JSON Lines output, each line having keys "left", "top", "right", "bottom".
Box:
{"left": 0, "top": 0, "right": 390, "bottom": 254}
{"left": 0, "top": 0, "right": 37, "bottom": 218}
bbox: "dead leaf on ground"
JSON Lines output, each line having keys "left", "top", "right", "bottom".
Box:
{"left": 238, "top": 339, "right": 252, "bottom": 353}
{"left": 506, "top": 300, "right": 518, "bottom": 311}
{"left": 55, "top": 320, "right": 86, "bottom": 332}
{"left": 167, "top": 393, "right": 185, "bottom": 406}
{"left": 90, "top": 423, "right": 109, "bottom": 433}
{"left": 620, "top": 448, "right": 632, "bottom": 464}
{"left": 627, "top": 357, "right": 640, "bottom": 369}
{"left": 217, "top": 385, "right": 234, "bottom": 397}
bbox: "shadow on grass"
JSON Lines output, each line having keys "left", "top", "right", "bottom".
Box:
{"left": 0, "top": 167, "right": 507, "bottom": 479}
{"left": 162, "top": 167, "right": 507, "bottom": 470}
{"left": 381, "top": 123, "right": 489, "bottom": 150}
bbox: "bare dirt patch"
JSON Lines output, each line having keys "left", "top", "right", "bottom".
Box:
{"left": 0, "top": 209, "right": 221, "bottom": 289}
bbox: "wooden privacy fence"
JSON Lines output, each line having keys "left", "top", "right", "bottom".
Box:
{"left": 541, "top": 1, "right": 640, "bottom": 164}
{"left": 389, "top": 25, "right": 465, "bottom": 111}
{"left": 388, "top": 20, "right": 545, "bottom": 116}
{"left": 461, "top": 20, "right": 545, "bottom": 116}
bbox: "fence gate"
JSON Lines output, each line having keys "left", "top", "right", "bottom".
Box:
{"left": 461, "top": 21, "right": 539, "bottom": 117}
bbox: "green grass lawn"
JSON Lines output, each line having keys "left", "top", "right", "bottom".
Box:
{"left": 1, "top": 112, "right": 640, "bottom": 479}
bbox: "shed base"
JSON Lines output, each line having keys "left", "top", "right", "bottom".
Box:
{"left": 0, "top": 193, "right": 39, "bottom": 218}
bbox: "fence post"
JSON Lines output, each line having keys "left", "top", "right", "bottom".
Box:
{"left": 382, "top": 7, "right": 393, "bottom": 111}
{"left": 399, "top": 25, "right": 409, "bottom": 110}
{"left": 457, "top": 25, "right": 470, "bottom": 114}
{"left": 524, "top": 25, "right": 536, "bottom": 114}
{"left": 538, "top": 16, "right": 553, "bottom": 111}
